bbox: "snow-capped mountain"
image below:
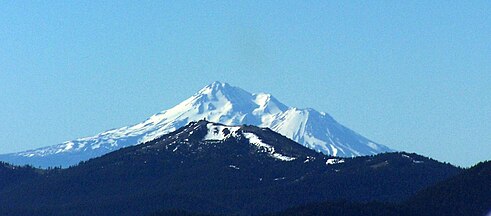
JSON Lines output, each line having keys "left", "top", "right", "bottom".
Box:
{"left": 0, "top": 81, "right": 392, "bottom": 167}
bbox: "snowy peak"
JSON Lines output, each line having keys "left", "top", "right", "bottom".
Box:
{"left": 196, "top": 81, "right": 248, "bottom": 100}
{"left": 0, "top": 81, "right": 394, "bottom": 168}
{"left": 194, "top": 82, "right": 245, "bottom": 104}
{"left": 192, "top": 81, "right": 288, "bottom": 115}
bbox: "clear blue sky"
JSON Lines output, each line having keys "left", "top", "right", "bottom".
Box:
{"left": 1, "top": 1, "right": 489, "bottom": 167}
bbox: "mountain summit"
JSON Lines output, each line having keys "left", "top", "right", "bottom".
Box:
{"left": 0, "top": 81, "right": 392, "bottom": 167}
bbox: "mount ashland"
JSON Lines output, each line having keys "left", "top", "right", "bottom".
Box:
{"left": 0, "top": 81, "right": 392, "bottom": 167}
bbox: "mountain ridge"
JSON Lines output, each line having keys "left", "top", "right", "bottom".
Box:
{"left": 269, "top": 160, "right": 491, "bottom": 216}
{"left": 0, "top": 121, "right": 459, "bottom": 216}
{"left": 0, "top": 81, "right": 393, "bottom": 167}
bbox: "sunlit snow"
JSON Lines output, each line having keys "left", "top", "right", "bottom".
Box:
{"left": 243, "top": 132, "right": 296, "bottom": 161}
{"left": 8, "top": 81, "right": 393, "bottom": 166}
{"left": 326, "top": 158, "right": 345, "bottom": 165}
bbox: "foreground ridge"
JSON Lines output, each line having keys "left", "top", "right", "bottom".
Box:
{"left": 0, "top": 121, "right": 460, "bottom": 216}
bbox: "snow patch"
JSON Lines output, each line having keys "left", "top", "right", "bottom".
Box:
{"left": 203, "top": 124, "right": 240, "bottom": 141}
{"left": 402, "top": 154, "right": 424, "bottom": 163}
{"left": 243, "top": 132, "right": 296, "bottom": 161}
{"left": 326, "top": 158, "right": 345, "bottom": 165}
{"left": 228, "top": 165, "right": 240, "bottom": 170}
{"left": 303, "top": 156, "right": 315, "bottom": 163}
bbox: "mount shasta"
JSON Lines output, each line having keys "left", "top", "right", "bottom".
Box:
{"left": 0, "top": 81, "right": 393, "bottom": 167}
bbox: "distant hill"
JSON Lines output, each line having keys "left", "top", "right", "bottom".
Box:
{"left": 406, "top": 160, "right": 491, "bottom": 216}
{"left": 0, "top": 162, "right": 40, "bottom": 191}
{"left": 269, "top": 161, "right": 491, "bottom": 216}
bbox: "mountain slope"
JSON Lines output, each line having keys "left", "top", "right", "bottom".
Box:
{"left": 406, "top": 160, "right": 491, "bottom": 216}
{"left": 0, "top": 121, "right": 459, "bottom": 216}
{"left": 0, "top": 162, "right": 40, "bottom": 192}
{"left": 0, "top": 82, "right": 392, "bottom": 168}
{"left": 270, "top": 161, "right": 491, "bottom": 216}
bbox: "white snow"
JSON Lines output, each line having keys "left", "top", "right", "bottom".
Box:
{"left": 274, "top": 177, "right": 286, "bottom": 181}
{"left": 228, "top": 165, "right": 240, "bottom": 170}
{"left": 326, "top": 158, "right": 345, "bottom": 165}
{"left": 9, "top": 81, "right": 393, "bottom": 166}
{"left": 243, "top": 132, "right": 296, "bottom": 161}
{"left": 172, "top": 146, "right": 179, "bottom": 152}
{"left": 402, "top": 154, "right": 424, "bottom": 163}
{"left": 63, "top": 142, "right": 74, "bottom": 151}
{"left": 203, "top": 124, "right": 240, "bottom": 141}
{"left": 303, "top": 156, "right": 315, "bottom": 163}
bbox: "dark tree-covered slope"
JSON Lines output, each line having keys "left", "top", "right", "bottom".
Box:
{"left": 0, "top": 121, "right": 461, "bottom": 216}
{"left": 269, "top": 161, "right": 491, "bottom": 216}
{"left": 406, "top": 160, "right": 491, "bottom": 216}
{"left": 265, "top": 201, "right": 401, "bottom": 216}
{"left": 0, "top": 162, "right": 41, "bottom": 191}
